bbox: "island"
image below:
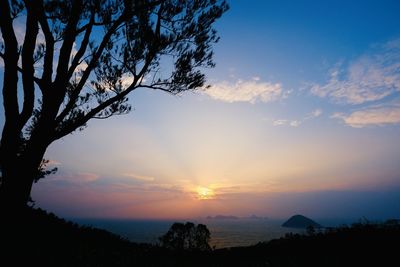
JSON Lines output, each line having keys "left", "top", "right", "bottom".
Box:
{"left": 282, "top": 214, "right": 322, "bottom": 228}
{"left": 206, "top": 215, "right": 239, "bottom": 220}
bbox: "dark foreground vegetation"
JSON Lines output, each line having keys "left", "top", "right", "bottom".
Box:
{"left": 2, "top": 208, "right": 399, "bottom": 266}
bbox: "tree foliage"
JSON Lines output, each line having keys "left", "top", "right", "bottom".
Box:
{"left": 159, "top": 222, "right": 211, "bottom": 251}
{"left": 0, "top": 0, "right": 228, "bottom": 207}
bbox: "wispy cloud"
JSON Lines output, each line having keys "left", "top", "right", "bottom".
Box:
{"left": 47, "top": 160, "right": 62, "bottom": 166}
{"left": 289, "top": 120, "right": 301, "bottom": 127}
{"left": 306, "top": 108, "right": 323, "bottom": 119}
{"left": 332, "top": 102, "right": 400, "bottom": 128}
{"left": 310, "top": 39, "right": 400, "bottom": 104}
{"left": 50, "top": 172, "right": 100, "bottom": 184}
{"left": 272, "top": 119, "right": 301, "bottom": 127}
{"left": 272, "top": 108, "right": 322, "bottom": 127}
{"left": 205, "top": 77, "right": 285, "bottom": 103}
{"left": 121, "top": 172, "right": 155, "bottom": 182}
{"left": 273, "top": 119, "right": 289, "bottom": 126}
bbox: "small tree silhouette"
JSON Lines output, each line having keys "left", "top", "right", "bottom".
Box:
{"left": 306, "top": 225, "right": 316, "bottom": 235}
{"left": 159, "top": 222, "right": 211, "bottom": 251}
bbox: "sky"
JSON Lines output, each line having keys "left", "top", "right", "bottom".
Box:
{"left": 2, "top": 0, "right": 400, "bottom": 220}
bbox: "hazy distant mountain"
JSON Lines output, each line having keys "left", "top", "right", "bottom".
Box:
{"left": 245, "top": 215, "right": 268, "bottom": 220}
{"left": 206, "top": 214, "right": 268, "bottom": 220}
{"left": 206, "top": 215, "right": 238, "bottom": 220}
{"left": 282, "top": 215, "right": 322, "bottom": 228}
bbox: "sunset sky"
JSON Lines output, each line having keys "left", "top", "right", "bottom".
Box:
{"left": 2, "top": 0, "right": 400, "bottom": 220}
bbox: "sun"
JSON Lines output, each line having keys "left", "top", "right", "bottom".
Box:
{"left": 196, "top": 186, "right": 215, "bottom": 200}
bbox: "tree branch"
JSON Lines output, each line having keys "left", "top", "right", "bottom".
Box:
{"left": 55, "top": 14, "right": 127, "bottom": 124}
{"left": 53, "top": 46, "right": 159, "bottom": 141}
{"left": 0, "top": 0, "right": 20, "bottom": 124}
{"left": 16, "top": 65, "right": 42, "bottom": 87}
{"left": 137, "top": 84, "right": 174, "bottom": 94}
{"left": 55, "top": 1, "right": 166, "bottom": 126}
{"left": 1, "top": 51, "right": 43, "bottom": 87}
{"left": 0, "top": 0, "right": 21, "bottom": 167}
{"left": 155, "top": 4, "right": 162, "bottom": 38}
{"left": 53, "top": 79, "right": 138, "bottom": 141}
{"left": 50, "top": 0, "right": 226, "bottom": 141}
{"left": 19, "top": 0, "right": 39, "bottom": 130}
{"left": 38, "top": 0, "right": 54, "bottom": 87}
{"left": 1, "top": 51, "right": 44, "bottom": 93}
{"left": 54, "top": 0, "right": 83, "bottom": 87}
{"left": 92, "top": 113, "right": 116, "bottom": 120}
{"left": 76, "top": 19, "right": 118, "bottom": 34}
{"left": 66, "top": 13, "right": 94, "bottom": 81}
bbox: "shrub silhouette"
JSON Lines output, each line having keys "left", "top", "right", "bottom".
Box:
{"left": 159, "top": 222, "right": 211, "bottom": 251}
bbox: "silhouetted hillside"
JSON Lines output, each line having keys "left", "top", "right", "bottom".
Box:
{"left": 212, "top": 220, "right": 400, "bottom": 266}
{"left": 2, "top": 208, "right": 146, "bottom": 266}
{"left": 3, "top": 207, "right": 399, "bottom": 266}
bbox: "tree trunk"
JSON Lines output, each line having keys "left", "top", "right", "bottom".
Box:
{"left": 0, "top": 163, "right": 38, "bottom": 263}
{"left": 0, "top": 140, "right": 48, "bottom": 214}
{"left": 0, "top": 125, "right": 50, "bottom": 261}
{"left": 0, "top": 162, "right": 36, "bottom": 213}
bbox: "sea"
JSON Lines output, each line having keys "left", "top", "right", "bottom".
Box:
{"left": 71, "top": 218, "right": 336, "bottom": 248}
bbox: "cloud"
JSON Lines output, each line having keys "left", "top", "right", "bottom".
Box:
{"left": 205, "top": 77, "right": 284, "bottom": 103}
{"left": 289, "top": 120, "right": 301, "bottom": 127}
{"left": 50, "top": 171, "right": 100, "bottom": 184}
{"left": 273, "top": 119, "right": 301, "bottom": 127}
{"left": 47, "top": 160, "right": 62, "bottom": 166}
{"left": 76, "top": 172, "right": 100, "bottom": 182}
{"left": 273, "top": 119, "right": 288, "bottom": 126}
{"left": 307, "top": 108, "right": 323, "bottom": 119}
{"left": 121, "top": 172, "right": 155, "bottom": 182}
{"left": 310, "top": 39, "right": 400, "bottom": 104}
{"left": 273, "top": 109, "right": 322, "bottom": 127}
{"left": 332, "top": 103, "right": 400, "bottom": 128}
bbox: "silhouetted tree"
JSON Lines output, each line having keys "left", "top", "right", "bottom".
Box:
{"left": 159, "top": 222, "right": 211, "bottom": 251}
{"left": 306, "top": 225, "right": 316, "bottom": 236}
{"left": 0, "top": 0, "right": 228, "bottom": 213}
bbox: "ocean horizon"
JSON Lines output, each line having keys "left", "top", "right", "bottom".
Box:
{"left": 72, "top": 217, "right": 355, "bottom": 248}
